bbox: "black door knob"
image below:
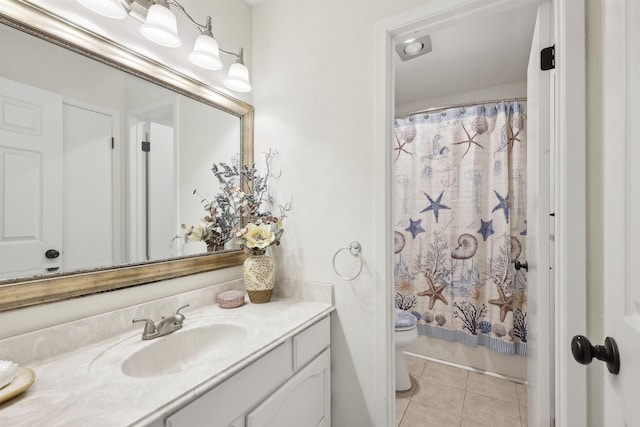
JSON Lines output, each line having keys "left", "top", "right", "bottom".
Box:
{"left": 571, "top": 335, "right": 620, "bottom": 374}
{"left": 45, "top": 249, "right": 60, "bottom": 259}
{"left": 514, "top": 260, "right": 528, "bottom": 271}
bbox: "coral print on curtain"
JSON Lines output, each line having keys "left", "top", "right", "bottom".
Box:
{"left": 393, "top": 100, "right": 527, "bottom": 356}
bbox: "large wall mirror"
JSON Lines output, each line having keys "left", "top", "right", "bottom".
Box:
{"left": 0, "top": 1, "right": 252, "bottom": 311}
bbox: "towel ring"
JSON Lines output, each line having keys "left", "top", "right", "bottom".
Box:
{"left": 332, "top": 241, "right": 363, "bottom": 281}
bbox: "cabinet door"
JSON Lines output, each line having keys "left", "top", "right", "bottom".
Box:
{"left": 246, "top": 349, "right": 330, "bottom": 427}
{"left": 165, "top": 341, "right": 293, "bottom": 427}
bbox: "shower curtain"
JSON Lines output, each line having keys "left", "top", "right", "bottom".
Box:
{"left": 393, "top": 100, "right": 527, "bottom": 356}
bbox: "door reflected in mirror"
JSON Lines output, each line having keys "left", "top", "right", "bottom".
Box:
{"left": 0, "top": 22, "right": 242, "bottom": 281}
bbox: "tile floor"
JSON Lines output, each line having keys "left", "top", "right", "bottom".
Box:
{"left": 396, "top": 354, "right": 528, "bottom": 427}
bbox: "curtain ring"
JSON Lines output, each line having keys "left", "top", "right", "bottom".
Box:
{"left": 332, "top": 241, "right": 363, "bottom": 281}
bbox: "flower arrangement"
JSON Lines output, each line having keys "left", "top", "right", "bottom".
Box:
{"left": 183, "top": 150, "right": 289, "bottom": 255}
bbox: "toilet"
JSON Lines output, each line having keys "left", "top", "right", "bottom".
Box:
{"left": 394, "top": 308, "right": 418, "bottom": 391}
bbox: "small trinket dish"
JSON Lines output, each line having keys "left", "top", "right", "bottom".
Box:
{"left": 216, "top": 290, "right": 245, "bottom": 308}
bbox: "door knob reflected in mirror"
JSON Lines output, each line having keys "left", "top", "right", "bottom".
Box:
{"left": 571, "top": 335, "right": 620, "bottom": 374}
{"left": 45, "top": 249, "right": 60, "bottom": 259}
{"left": 514, "top": 260, "right": 528, "bottom": 271}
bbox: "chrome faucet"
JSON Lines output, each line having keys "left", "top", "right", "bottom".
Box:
{"left": 132, "top": 304, "right": 190, "bottom": 340}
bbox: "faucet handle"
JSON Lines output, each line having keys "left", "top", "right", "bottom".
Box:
{"left": 175, "top": 304, "right": 190, "bottom": 316}
{"left": 132, "top": 318, "right": 156, "bottom": 335}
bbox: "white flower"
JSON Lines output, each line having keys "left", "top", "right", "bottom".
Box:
{"left": 188, "top": 224, "right": 207, "bottom": 242}
{"left": 244, "top": 223, "right": 275, "bottom": 249}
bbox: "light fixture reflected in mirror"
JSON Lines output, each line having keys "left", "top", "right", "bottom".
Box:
{"left": 77, "top": 0, "right": 127, "bottom": 19}
{"left": 76, "top": 0, "right": 252, "bottom": 92}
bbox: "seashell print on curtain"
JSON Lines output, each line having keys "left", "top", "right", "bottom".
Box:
{"left": 393, "top": 101, "right": 527, "bottom": 356}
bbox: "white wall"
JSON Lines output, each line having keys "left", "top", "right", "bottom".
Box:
{"left": 251, "top": 1, "right": 432, "bottom": 424}
{"left": 395, "top": 81, "right": 526, "bottom": 117}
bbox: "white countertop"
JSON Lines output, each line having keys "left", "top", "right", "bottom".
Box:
{"left": 0, "top": 296, "right": 333, "bottom": 426}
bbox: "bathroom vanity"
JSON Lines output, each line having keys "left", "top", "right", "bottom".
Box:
{"left": 0, "top": 281, "right": 333, "bottom": 426}
{"left": 162, "top": 316, "right": 330, "bottom": 427}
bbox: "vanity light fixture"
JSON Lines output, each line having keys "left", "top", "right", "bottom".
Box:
{"left": 76, "top": 0, "right": 252, "bottom": 92}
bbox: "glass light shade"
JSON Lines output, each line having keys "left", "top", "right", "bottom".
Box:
{"left": 139, "top": 4, "right": 182, "bottom": 48}
{"left": 77, "top": 0, "right": 127, "bottom": 19}
{"left": 224, "top": 62, "right": 252, "bottom": 93}
{"left": 189, "top": 34, "right": 223, "bottom": 70}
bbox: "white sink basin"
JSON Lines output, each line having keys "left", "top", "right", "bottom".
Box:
{"left": 120, "top": 323, "right": 247, "bottom": 378}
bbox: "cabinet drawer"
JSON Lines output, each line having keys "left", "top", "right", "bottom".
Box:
{"left": 165, "top": 340, "right": 293, "bottom": 427}
{"left": 293, "top": 316, "right": 330, "bottom": 371}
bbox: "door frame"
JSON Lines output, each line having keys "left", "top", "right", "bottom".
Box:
{"left": 373, "top": 0, "right": 586, "bottom": 425}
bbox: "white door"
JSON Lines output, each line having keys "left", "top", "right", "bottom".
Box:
{"left": 62, "top": 103, "right": 114, "bottom": 271}
{"left": 602, "top": 0, "right": 640, "bottom": 423}
{"left": 525, "top": 3, "right": 554, "bottom": 426}
{"left": 0, "top": 77, "right": 63, "bottom": 278}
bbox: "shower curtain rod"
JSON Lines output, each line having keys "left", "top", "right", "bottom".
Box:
{"left": 396, "top": 96, "right": 527, "bottom": 120}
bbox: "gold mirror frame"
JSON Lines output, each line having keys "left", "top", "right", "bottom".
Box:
{"left": 0, "top": 1, "right": 252, "bottom": 311}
